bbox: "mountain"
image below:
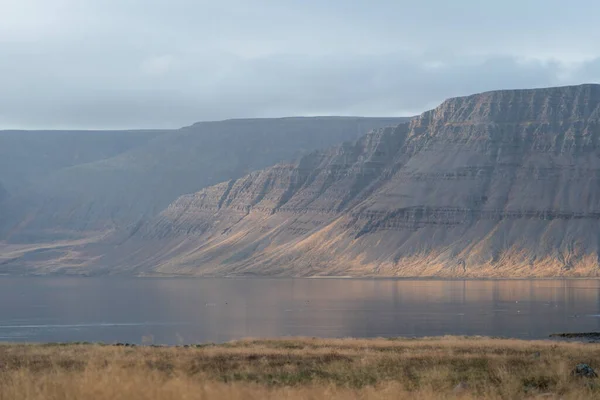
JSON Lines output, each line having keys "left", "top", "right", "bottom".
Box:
{"left": 0, "top": 117, "right": 406, "bottom": 243}
{"left": 87, "top": 84, "right": 600, "bottom": 277}
{"left": 0, "top": 130, "right": 165, "bottom": 193}
{"left": 0, "top": 183, "right": 7, "bottom": 203}
{"left": 0, "top": 183, "right": 9, "bottom": 249}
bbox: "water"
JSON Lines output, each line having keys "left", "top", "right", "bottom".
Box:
{"left": 0, "top": 277, "right": 600, "bottom": 344}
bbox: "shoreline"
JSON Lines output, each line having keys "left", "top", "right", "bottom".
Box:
{"left": 3, "top": 331, "right": 599, "bottom": 347}
{"left": 4, "top": 273, "right": 600, "bottom": 281}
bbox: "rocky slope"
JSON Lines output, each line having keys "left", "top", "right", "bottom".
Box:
{"left": 0, "top": 117, "right": 405, "bottom": 243}
{"left": 92, "top": 84, "right": 600, "bottom": 277}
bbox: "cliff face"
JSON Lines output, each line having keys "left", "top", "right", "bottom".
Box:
{"left": 101, "top": 84, "right": 600, "bottom": 277}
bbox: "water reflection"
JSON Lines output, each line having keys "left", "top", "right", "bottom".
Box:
{"left": 0, "top": 278, "right": 598, "bottom": 344}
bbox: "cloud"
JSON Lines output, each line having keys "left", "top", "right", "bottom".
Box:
{"left": 1, "top": 0, "right": 600, "bottom": 129}
{"left": 141, "top": 55, "right": 177, "bottom": 76}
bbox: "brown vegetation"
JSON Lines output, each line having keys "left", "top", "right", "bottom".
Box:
{"left": 1, "top": 337, "right": 599, "bottom": 399}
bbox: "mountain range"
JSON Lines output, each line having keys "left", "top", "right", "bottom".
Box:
{"left": 0, "top": 117, "right": 406, "bottom": 270}
{"left": 4, "top": 84, "right": 600, "bottom": 277}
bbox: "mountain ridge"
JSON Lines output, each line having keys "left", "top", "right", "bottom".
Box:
{"left": 0, "top": 117, "right": 408, "bottom": 258}
{"left": 82, "top": 83, "right": 600, "bottom": 277}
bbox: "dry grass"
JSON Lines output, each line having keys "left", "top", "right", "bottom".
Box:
{"left": 1, "top": 337, "right": 599, "bottom": 399}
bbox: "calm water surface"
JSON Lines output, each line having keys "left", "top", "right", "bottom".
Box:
{"left": 0, "top": 278, "right": 599, "bottom": 344}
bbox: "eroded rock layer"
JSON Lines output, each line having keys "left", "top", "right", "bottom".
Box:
{"left": 100, "top": 84, "right": 600, "bottom": 277}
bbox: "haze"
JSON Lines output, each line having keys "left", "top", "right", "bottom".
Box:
{"left": 2, "top": 0, "right": 600, "bottom": 129}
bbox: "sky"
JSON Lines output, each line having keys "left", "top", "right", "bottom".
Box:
{"left": 2, "top": 0, "right": 600, "bottom": 130}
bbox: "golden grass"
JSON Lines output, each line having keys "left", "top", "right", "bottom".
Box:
{"left": 1, "top": 337, "right": 600, "bottom": 399}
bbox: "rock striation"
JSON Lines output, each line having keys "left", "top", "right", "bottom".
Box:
{"left": 102, "top": 84, "right": 600, "bottom": 277}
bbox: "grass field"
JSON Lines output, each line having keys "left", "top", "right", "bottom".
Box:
{"left": 0, "top": 337, "right": 599, "bottom": 399}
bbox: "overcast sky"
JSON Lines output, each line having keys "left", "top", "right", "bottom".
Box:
{"left": 2, "top": 0, "right": 600, "bottom": 129}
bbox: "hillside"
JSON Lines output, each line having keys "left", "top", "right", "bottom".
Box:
{"left": 0, "top": 130, "right": 165, "bottom": 192}
{"left": 0, "top": 117, "right": 405, "bottom": 243}
{"left": 0, "top": 182, "right": 7, "bottom": 203}
{"left": 87, "top": 84, "right": 600, "bottom": 277}
{"left": 0, "top": 182, "right": 7, "bottom": 226}
{"left": 0, "top": 129, "right": 167, "bottom": 241}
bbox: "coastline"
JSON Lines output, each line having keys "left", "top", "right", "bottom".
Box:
{"left": 5, "top": 271, "right": 600, "bottom": 280}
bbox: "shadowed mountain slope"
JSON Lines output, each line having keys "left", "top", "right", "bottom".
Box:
{"left": 0, "top": 130, "right": 165, "bottom": 192}
{"left": 90, "top": 84, "right": 600, "bottom": 277}
{"left": 0, "top": 117, "right": 406, "bottom": 244}
{"left": 0, "top": 183, "right": 7, "bottom": 202}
